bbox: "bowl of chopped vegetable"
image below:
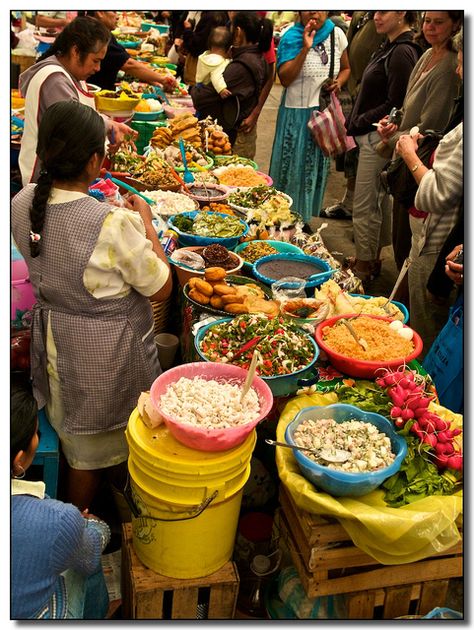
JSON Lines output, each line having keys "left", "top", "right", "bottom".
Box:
{"left": 150, "top": 361, "right": 274, "bottom": 451}
{"left": 234, "top": 240, "right": 303, "bottom": 272}
{"left": 285, "top": 403, "right": 408, "bottom": 496}
{"left": 315, "top": 314, "right": 423, "bottom": 379}
{"left": 168, "top": 210, "right": 249, "bottom": 249}
{"left": 194, "top": 314, "right": 320, "bottom": 397}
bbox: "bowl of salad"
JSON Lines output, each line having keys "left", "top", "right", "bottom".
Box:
{"left": 194, "top": 313, "right": 320, "bottom": 397}
{"left": 284, "top": 403, "right": 407, "bottom": 496}
{"left": 228, "top": 186, "right": 293, "bottom": 220}
{"left": 168, "top": 210, "right": 249, "bottom": 249}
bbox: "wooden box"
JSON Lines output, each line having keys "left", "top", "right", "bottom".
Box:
{"left": 278, "top": 486, "right": 462, "bottom": 618}
{"left": 121, "top": 523, "right": 240, "bottom": 619}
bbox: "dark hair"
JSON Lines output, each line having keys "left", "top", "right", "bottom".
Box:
{"left": 37, "top": 16, "right": 110, "bottom": 64}
{"left": 30, "top": 101, "right": 106, "bottom": 257}
{"left": 208, "top": 26, "right": 232, "bottom": 51}
{"left": 232, "top": 11, "right": 273, "bottom": 53}
{"left": 11, "top": 380, "right": 38, "bottom": 471}
{"left": 422, "top": 11, "right": 463, "bottom": 51}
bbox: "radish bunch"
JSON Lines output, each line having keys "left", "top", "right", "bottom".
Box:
{"left": 375, "top": 367, "right": 462, "bottom": 471}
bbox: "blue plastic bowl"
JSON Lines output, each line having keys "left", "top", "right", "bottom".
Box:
{"left": 253, "top": 253, "right": 335, "bottom": 289}
{"left": 132, "top": 110, "right": 166, "bottom": 121}
{"left": 349, "top": 294, "right": 409, "bottom": 324}
{"left": 168, "top": 211, "right": 249, "bottom": 249}
{"left": 285, "top": 403, "right": 407, "bottom": 497}
{"left": 194, "top": 317, "right": 320, "bottom": 398}
{"left": 234, "top": 240, "right": 303, "bottom": 272}
{"left": 117, "top": 40, "right": 141, "bottom": 49}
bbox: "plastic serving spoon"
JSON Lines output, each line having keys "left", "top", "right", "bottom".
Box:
{"left": 265, "top": 439, "right": 350, "bottom": 464}
{"left": 178, "top": 137, "right": 195, "bottom": 185}
{"left": 240, "top": 351, "right": 259, "bottom": 403}
{"left": 382, "top": 257, "right": 412, "bottom": 314}
{"left": 105, "top": 174, "right": 156, "bottom": 206}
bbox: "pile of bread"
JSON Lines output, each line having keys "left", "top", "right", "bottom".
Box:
{"left": 169, "top": 113, "right": 201, "bottom": 147}
{"left": 187, "top": 267, "right": 279, "bottom": 315}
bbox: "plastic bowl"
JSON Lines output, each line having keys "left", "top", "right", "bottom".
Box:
{"left": 315, "top": 314, "right": 423, "bottom": 379}
{"left": 149, "top": 362, "right": 274, "bottom": 451}
{"left": 168, "top": 210, "right": 249, "bottom": 249}
{"left": 169, "top": 246, "right": 244, "bottom": 287}
{"left": 194, "top": 318, "right": 320, "bottom": 398}
{"left": 132, "top": 110, "right": 166, "bottom": 121}
{"left": 234, "top": 240, "right": 303, "bottom": 272}
{"left": 117, "top": 40, "right": 141, "bottom": 49}
{"left": 285, "top": 403, "right": 407, "bottom": 496}
{"left": 348, "top": 294, "right": 409, "bottom": 324}
{"left": 184, "top": 182, "right": 230, "bottom": 206}
{"left": 253, "top": 253, "right": 334, "bottom": 289}
{"left": 213, "top": 156, "right": 258, "bottom": 170}
{"left": 228, "top": 191, "right": 293, "bottom": 216}
{"left": 175, "top": 155, "right": 214, "bottom": 173}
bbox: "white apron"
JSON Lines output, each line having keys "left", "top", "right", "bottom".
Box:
{"left": 19, "top": 64, "right": 96, "bottom": 185}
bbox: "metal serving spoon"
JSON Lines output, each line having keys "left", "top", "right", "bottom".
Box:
{"left": 382, "top": 257, "right": 412, "bottom": 314}
{"left": 340, "top": 318, "right": 368, "bottom": 351}
{"left": 265, "top": 439, "right": 350, "bottom": 463}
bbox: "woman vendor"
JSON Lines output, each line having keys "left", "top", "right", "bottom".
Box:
{"left": 12, "top": 100, "right": 172, "bottom": 511}
{"left": 269, "top": 11, "right": 350, "bottom": 223}
{"left": 19, "top": 16, "right": 135, "bottom": 186}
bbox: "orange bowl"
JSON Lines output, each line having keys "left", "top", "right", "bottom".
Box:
{"left": 315, "top": 314, "right": 423, "bottom": 379}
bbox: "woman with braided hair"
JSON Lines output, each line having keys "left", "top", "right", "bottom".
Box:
{"left": 12, "top": 100, "right": 172, "bottom": 511}
{"left": 19, "top": 15, "right": 136, "bottom": 186}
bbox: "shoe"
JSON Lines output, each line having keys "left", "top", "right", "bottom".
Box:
{"left": 320, "top": 203, "right": 352, "bottom": 219}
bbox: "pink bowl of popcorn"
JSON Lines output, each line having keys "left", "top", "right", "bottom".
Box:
{"left": 150, "top": 362, "right": 274, "bottom": 451}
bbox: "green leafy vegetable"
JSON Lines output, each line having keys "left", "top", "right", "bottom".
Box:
{"left": 335, "top": 380, "right": 391, "bottom": 416}
{"left": 382, "top": 434, "right": 460, "bottom": 507}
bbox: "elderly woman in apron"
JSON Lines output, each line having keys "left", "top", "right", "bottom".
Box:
{"left": 19, "top": 15, "right": 135, "bottom": 185}
{"left": 12, "top": 100, "right": 172, "bottom": 511}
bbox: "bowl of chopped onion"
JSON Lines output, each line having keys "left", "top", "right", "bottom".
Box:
{"left": 150, "top": 361, "right": 274, "bottom": 451}
{"left": 285, "top": 403, "right": 407, "bottom": 496}
{"left": 315, "top": 314, "right": 423, "bottom": 379}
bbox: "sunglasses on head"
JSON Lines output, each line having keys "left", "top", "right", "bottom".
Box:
{"left": 315, "top": 42, "right": 328, "bottom": 65}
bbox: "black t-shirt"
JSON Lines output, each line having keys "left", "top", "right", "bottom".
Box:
{"left": 88, "top": 34, "right": 129, "bottom": 90}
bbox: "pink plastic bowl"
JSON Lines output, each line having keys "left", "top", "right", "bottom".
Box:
{"left": 315, "top": 314, "right": 423, "bottom": 379}
{"left": 150, "top": 362, "right": 274, "bottom": 451}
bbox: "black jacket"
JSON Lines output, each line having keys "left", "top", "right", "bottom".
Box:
{"left": 346, "top": 32, "right": 422, "bottom": 136}
{"left": 190, "top": 45, "right": 269, "bottom": 141}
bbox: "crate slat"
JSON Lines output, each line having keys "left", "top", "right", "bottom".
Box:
{"left": 382, "top": 585, "right": 414, "bottom": 619}
{"left": 347, "top": 590, "right": 377, "bottom": 618}
{"left": 171, "top": 587, "right": 199, "bottom": 619}
{"left": 417, "top": 579, "right": 449, "bottom": 616}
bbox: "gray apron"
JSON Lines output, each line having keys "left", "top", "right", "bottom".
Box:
{"left": 12, "top": 187, "right": 161, "bottom": 434}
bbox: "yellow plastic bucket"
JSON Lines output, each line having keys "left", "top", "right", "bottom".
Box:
{"left": 125, "top": 408, "right": 256, "bottom": 578}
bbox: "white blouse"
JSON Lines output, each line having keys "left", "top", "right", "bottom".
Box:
{"left": 284, "top": 27, "right": 348, "bottom": 109}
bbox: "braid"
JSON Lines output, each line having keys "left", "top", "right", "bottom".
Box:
{"left": 29, "top": 170, "right": 53, "bottom": 257}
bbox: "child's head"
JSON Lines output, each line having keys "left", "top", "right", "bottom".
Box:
{"left": 208, "top": 26, "right": 232, "bottom": 54}
{"left": 11, "top": 378, "right": 39, "bottom": 475}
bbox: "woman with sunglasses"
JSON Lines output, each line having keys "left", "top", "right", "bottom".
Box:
{"left": 11, "top": 379, "right": 111, "bottom": 618}
{"left": 269, "top": 11, "right": 350, "bottom": 223}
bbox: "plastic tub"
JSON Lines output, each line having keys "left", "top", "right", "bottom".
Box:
{"left": 149, "top": 362, "right": 274, "bottom": 451}
{"left": 194, "top": 319, "right": 320, "bottom": 398}
{"left": 169, "top": 245, "right": 244, "bottom": 287}
{"left": 253, "top": 253, "right": 334, "bottom": 289}
{"left": 285, "top": 403, "right": 407, "bottom": 497}
{"left": 126, "top": 407, "right": 256, "bottom": 577}
{"left": 141, "top": 22, "right": 170, "bottom": 34}
{"left": 234, "top": 240, "right": 303, "bottom": 272}
{"left": 348, "top": 294, "right": 409, "bottom": 324}
{"left": 315, "top": 314, "right": 423, "bottom": 379}
{"left": 168, "top": 210, "right": 249, "bottom": 249}
{"left": 11, "top": 259, "right": 36, "bottom": 320}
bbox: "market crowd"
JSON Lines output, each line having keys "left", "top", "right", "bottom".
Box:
{"left": 10, "top": 10, "right": 463, "bottom": 620}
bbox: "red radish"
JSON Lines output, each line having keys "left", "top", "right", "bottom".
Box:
{"left": 446, "top": 454, "right": 463, "bottom": 470}
{"left": 421, "top": 433, "right": 437, "bottom": 447}
{"left": 437, "top": 431, "right": 451, "bottom": 444}
{"left": 400, "top": 408, "right": 414, "bottom": 421}
{"left": 390, "top": 406, "right": 402, "bottom": 418}
{"left": 394, "top": 418, "right": 405, "bottom": 428}
{"left": 433, "top": 417, "right": 449, "bottom": 432}
{"left": 451, "top": 428, "right": 462, "bottom": 437}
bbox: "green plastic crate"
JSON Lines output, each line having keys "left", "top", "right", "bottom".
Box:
{"left": 131, "top": 120, "right": 168, "bottom": 155}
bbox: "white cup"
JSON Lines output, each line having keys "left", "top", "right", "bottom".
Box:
{"left": 154, "top": 333, "right": 179, "bottom": 371}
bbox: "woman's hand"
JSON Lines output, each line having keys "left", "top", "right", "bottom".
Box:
{"left": 445, "top": 245, "right": 463, "bottom": 285}
{"left": 127, "top": 194, "right": 154, "bottom": 224}
{"left": 376, "top": 116, "right": 398, "bottom": 141}
{"left": 395, "top": 134, "right": 419, "bottom": 160}
{"left": 107, "top": 121, "right": 138, "bottom": 154}
{"left": 303, "top": 18, "right": 317, "bottom": 49}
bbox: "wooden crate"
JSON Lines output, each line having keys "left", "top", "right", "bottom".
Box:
{"left": 278, "top": 486, "right": 462, "bottom": 615}
{"left": 121, "top": 523, "right": 239, "bottom": 619}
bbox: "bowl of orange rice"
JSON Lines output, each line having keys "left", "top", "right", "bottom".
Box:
{"left": 315, "top": 314, "right": 423, "bottom": 379}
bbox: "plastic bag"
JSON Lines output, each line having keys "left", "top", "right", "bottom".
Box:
{"left": 271, "top": 277, "right": 307, "bottom": 303}
{"left": 278, "top": 566, "right": 347, "bottom": 619}
{"left": 275, "top": 394, "right": 462, "bottom": 564}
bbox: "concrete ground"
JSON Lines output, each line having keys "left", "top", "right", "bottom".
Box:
{"left": 254, "top": 83, "right": 399, "bottom": 298}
